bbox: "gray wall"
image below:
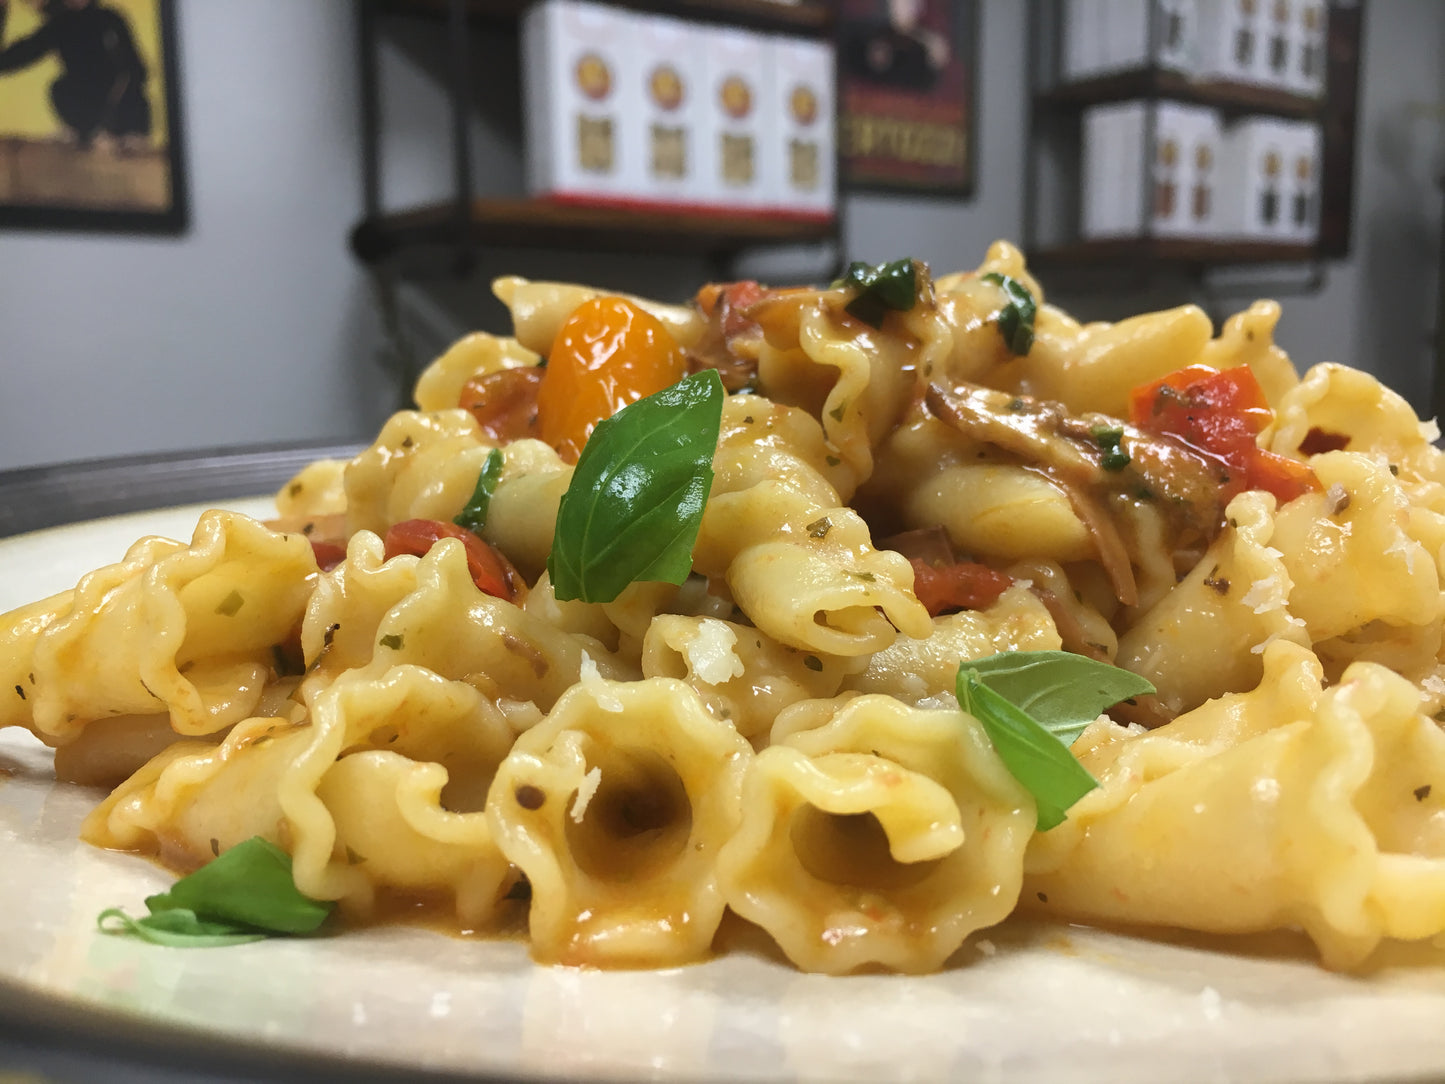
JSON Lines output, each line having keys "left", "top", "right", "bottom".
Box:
{"left": 0, "top": 0, "right": 1440, "bottom": 472}
{"left": 0, "top": 0, "right": 393, "bottom": 472}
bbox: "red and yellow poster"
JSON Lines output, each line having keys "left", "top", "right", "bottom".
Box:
{"left": 0, "top": 0, "right": 186, "bottom": 231}
{"left": 838, "top": 0, "right": 976, "bottom": 196}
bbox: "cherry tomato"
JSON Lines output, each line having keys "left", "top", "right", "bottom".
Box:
{"left": 909, "top": 558, "right": 1013, "bottom": 616}
{"left": 383, "top": 519, "right": 526, "bottom": 602}
{"left": 536, "top": 296, "right": 687, "bottom": 462}
{"left": 309, "top": 540, "right": 348, "bottom": 571}
{"left": 1128, "top": 365, "right": 1319, "bottom": 506}
{"left": 459, "top": 366, "right": 543, "bottom": 443}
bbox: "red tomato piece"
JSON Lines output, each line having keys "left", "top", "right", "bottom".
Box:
{"left": 909, "top": 558, "right": 1013, "bottom": 616}
{"left": 309, "top": 540, "right": 347, "bottom": 572}
{"left": 1128, "top": 365, "right": 1319, "bottom": 505}
{"left": 459, "top": 366, "right": 544, "bottom": 444}
{"left": 383, "top": 519, "right": 526, "bottom": 602}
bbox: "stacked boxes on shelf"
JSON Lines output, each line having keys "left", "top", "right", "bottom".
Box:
{"left": 1069, "top": 0, "right": 1325, "bottom": 246}
{"left": 1082, "top": 101, "right": 1222, "bottom": 239}
{"left": 1082, "top": 101, "right": 1320, "bottom": 243}
{"left": 1216, "top": 117, "right": 1321, "bottom": 241}
{"left": 521, "top": 0, "right": 835, "bottom": 218}
{"left": 1063, "top": 0, "right": 1326, "bottom": 96}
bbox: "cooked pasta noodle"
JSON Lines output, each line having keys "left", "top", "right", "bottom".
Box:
{"left": 5, "top": 240, "right": 1445, "bottom": 974}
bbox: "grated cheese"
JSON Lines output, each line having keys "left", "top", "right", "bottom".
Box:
{"left": 570, "top": 766, "right": 602, "bottom": 823}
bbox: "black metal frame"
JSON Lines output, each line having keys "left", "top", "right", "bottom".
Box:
{"left": 0, "top": 0, "right": 189, "bottom": 236}
{"left": 0, "top": 440, "right": 365, "bottom": 539}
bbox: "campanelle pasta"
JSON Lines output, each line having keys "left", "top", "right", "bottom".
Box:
{"left": 5, "top": 240, "right": 1445, "bottom": 974}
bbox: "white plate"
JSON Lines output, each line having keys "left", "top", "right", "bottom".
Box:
{"left": 3, "top": 504, "right": 1445, "bottom": 1083}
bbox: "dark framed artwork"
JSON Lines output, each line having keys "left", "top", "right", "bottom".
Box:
{"left": 0, "top": 0, "right": 187, "bottom": 234}
{"left": 837, "top": 0, "right": 977, "bottom": 197}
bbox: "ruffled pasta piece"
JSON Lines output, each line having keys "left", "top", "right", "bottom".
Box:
{"left": 10, "top": 512, "right": 316, "bottom": 743}
{"left": 492, "top": 275, "right": 703, "bottom": 355}
{"left": 752, "top": 273, "right": 943, "bottom": 481}
{"left": 342, "top": 409, "right": 494, "bottom": 537}
{"left": 412, "top": 331, "right": 540, "bottom": 413}
{"left": 479, "top": 438, "right": 573, "bottom": 581}
{"left": 0, "top": 590, "right": 74, "bottom": 733}
{"left": 1271, "top": 452, "right": 1442, "bottom": 644}
{"left": 1271, "top": 363, "right": 1445, "bottom": 484}
{"left": 1195, "top": 300, "right": 1300, "bottom": 409}
{"left": 88, "top": 662, "right": 518, "bottom": 927}
{"left": 844, "top": 584, "right": 1061, "bottom": 704}
{"left": 640, "top": 615, "right": 852, "bottom": 740}
{"left": 486, "top": 675, "right": 752, "bottom": 967}
{"left": 274, "top": 459, "right": 348, "bottom": 519}
{"left": 694, "top": 396, "right": 930, "bottom": 656}
{"left": 83, "top": 718, "right": 312, "bottom": 859}
{"left": 862, "top": 412, "right": 1098, "bottom": 565}
{"left": 305, "top": 533, "right": 628, "bottom": 721}
{"left": 717, "top": 694, "right": 1034, "bottom": 974}
{"left": 1024, "top": 642, "right": 1445, "bottom": 969}
{"left": 931, "top": 241, "right": 1045, "bottom": 387}
{"left": 1001, "top": 302, "right": 1214, "bottom": 417}
{"left": 1116, "top": 490, "right": 1309, "bottom": 716}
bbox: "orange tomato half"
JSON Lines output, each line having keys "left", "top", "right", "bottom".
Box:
{"left": 536, "top": 296, "right": 688, "bottom": 462}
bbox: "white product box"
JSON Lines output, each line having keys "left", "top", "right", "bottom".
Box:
{"left": 1260, "top": 0, "right": 1294, "bottom": 87}
{"left": 1288, "top": 0, "right": 1327, "bottom": 97}
{"left": 1281, "top": 120, "right": 1322, "bottom": 241}
{"left": 1062, "top": 0, "right": 1197, "bottom": 80}
{"left": 769, "top": 35, "right": 835, "bottom": 217}
{"left": 703, "top": 26, "right": 776, "bottom": 208}
{"left": 634, "top": 14, "right": 713, "bottom": 205}
{"left": 1194, "top": 0, "right": 1269, "bottom": 85}
{"left": 1217, "top": 116, "right": 1318, "bottom": 240}
{"left": 1082, "top": 102, "right": 1140, "bottom": 237}
{"left": 1081, "top": 100, "right": 1222, "bottom": 239}
{"left": 521, "top": 0, "right": 645, "bottom": 202}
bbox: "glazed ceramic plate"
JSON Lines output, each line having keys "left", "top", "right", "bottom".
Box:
{"left": 3, "top": 503, "right": 1445, "bottom": 1083}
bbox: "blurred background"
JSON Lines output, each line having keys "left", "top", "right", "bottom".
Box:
{"left": 0, "top": 0, "right": 1437, "bottom": 474}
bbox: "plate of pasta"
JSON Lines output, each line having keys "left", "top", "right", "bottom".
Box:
{"left": 4, "top": 242, "right": 1445, "bottom": 1082}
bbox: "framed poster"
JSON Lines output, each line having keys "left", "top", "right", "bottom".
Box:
{"left": 0, "top": 0, "right": 187, "bottom": 233}
{"left": 837, "top": 0, "right": 977, "bottom": 197}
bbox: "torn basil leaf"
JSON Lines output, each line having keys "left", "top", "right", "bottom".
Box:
{"left": 97, "top": 907, "right": 266, "bottom": 948}
{"left": 956, "top": 667, "right": 1099, "bottom": 831}
{"left": 981, "top": 272, "right": 1037, "bottom": 356}
{"left": 966, "top": 650, "right": 1156, "bottom": 746}
{"left": 842, "top": 258, "right": 917, "bottom": 328}
{"left": 98, "top": 836, "right": 334, "bottom": 946}
{"left": 548, "top": 369, "right": 724, "bottom": 604}
{"left": 454, "top": 448, "right": 503, "bottom": 532}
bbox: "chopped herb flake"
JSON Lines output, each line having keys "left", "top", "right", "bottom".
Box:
{"left": 842, "top": 258, "right": 917, "bottom": 328}
{"left": 980, "top": 272, "right": 1037, "bottom": 356}
{"left": 215, "top": 590, "right": 245, "bottom": 617}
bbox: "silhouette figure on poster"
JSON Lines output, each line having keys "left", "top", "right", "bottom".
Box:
{"left": 840, "top": 0, "right": 951, "bottom": 93}
{"left": 0, "top": 0, "right": 152, "bottom": 150}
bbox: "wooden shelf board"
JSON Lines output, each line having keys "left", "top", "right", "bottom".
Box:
{"left": 1036, "top": 69, "right": 1323, "bottom": 119}
{"left": 351, "top": 197, "right": 837, "bottom": 264}
{"left": 376, "top": 0, "right": 832, "bottom": 34}
{"left": 1028, "top": 238, "right": 1321, "bottom": 269}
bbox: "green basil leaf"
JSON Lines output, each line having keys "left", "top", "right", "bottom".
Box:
{"left": 548, "top": 369, "right": 724, "bottom": 604}
{"left": 454, "top": 448, "right": 503, "bottom": 532}
{"left": 145, "top": 836, "right": 332, "bottom": 935}
{"left": 957, "top": 668, "right": 1099, "bottom": 831}
{"left": 967, "top": 650, "right": 1156, "bottom": 745}
{"left": 843, "top": 258, "right": 917, "bottom": 328}
{"left": 98, "top": 907, "right": 265, "bottom": 948}
{"left": 980, "top": 272, "right": 1037, "bottom": 356}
